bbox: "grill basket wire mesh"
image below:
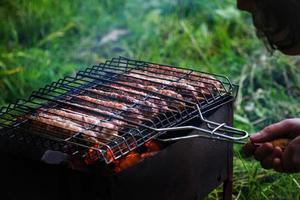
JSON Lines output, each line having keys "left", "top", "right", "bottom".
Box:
{"left": 0, "top": 57, "right": 243, "bottom": 164}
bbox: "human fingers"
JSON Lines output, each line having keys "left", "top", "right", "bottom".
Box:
{"left": 253, "top": 142, "right": 273, "bottom": 161}
{"left": 281, "top": 136, "right": 300, "bottom": 173}
{"left": 273, "top": 158, "right": 284, "bottom": 172}
{"left": 260, "top": 147, "right": 283, "bottom": 170}
{"left": 251, "top": 119, "right": 300, "bottom": 143}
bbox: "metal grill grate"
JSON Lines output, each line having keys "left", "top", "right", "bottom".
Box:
{"left": 0, "top": 57, "right": 245, "bottom": 165}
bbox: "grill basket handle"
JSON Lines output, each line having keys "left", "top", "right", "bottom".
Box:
{"left": 156, "top": 105, "right": 248, "bottom": 144}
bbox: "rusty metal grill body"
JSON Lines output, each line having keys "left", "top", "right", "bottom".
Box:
{"left": 0, "top": 57, "right": 238, "bottom": 168}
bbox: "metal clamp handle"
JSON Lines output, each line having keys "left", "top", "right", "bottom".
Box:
{"left": 154, "top": 105, "right": 249, "bottom": 144}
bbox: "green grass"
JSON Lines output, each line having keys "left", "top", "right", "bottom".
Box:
{"left": 1, "top": 0, "right": 300, "bottom": 199}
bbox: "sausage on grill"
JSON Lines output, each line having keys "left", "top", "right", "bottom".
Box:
{"left": 114, "top": 81, "right": 185, "bottom": 108}
{"left": 87, "top": 88, "right": 162, "bottom": 114}
{"left": 28, "top": 112, "right": 101, "bottom": 143}
{"left": 76, "top": 95, "right": 146, "bottom": 124}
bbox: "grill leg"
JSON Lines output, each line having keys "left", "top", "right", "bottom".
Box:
{"left": 223, "top": 180, "right": 233, "bottom": 200}
{"left": 222, "top": 149, "right": 233, "bottom": 200}
{"left": 222, "top": 103, "right": 233, "bottom": 200}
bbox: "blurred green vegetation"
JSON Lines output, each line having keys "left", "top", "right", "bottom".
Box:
{"left": 1, "top": 0, "right": 300, "bottom": 199}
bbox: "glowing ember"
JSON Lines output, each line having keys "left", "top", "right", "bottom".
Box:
{"left": 113, "top": 151, "right": 141, "bottom": 173}
{"left": 145, "top": 140, "right": 161, "bottom": 152}
{"left": 85, "top": 140, "right": 162, "bottom": 173}
{"left": 112, "top": 140, "right": 161, "bottom": 173}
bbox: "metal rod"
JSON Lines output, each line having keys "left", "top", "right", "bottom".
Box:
{"left": 152, "top": 103, "right": 248, "bottom": 143}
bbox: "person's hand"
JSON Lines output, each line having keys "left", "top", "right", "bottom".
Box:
{"left": 243, "top": 118, "right": 300, "bottom": 173}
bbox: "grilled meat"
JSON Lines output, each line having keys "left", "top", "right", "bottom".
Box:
{"left": 115, "top": 81, "right": 186, "bottom": 108}
{"left": 60, "top": 102, "right": 132, "bottom": 128}
{"left": 28, "top": 112, "right": 101, "bottom": 143}
{"left": 76, "top": 95, "right": 146, "bottom": 123}
{"left": 130, "top": 69, "right": 210, "bottom": 98}
{"left": 44, "top": 108, "right": 100, "bottom": 127}
{"left": 147, "top": 64, "right": 223, "bottom": 91}
{"left": 25, "top": 63, "right": 221, "bottom": 148}
{"left": 34, "top": 109, "right": 121, "bottom": 141}
{"left": 77, "top": 95, "right": 127, "bottom": 110}
{"left": 106, "top": 83, "right": 178, "bottom": 111}
{"left": 122, "top": 73, "right": 199, "bottom": 100}
{"left": 88, "top": 88, "right": 140, "bottom": 104}
{"left": 42, "top": 108, "right": 120, "bottom": 135}
{"left": 87, "top": 88, "right": 161, "bottom": 114}
{"left": 130, "top": 69, "right": 198, "bottom": 95}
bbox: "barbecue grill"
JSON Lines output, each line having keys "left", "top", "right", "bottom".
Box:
{"left": 0, "top": 57, "right": 247, "bottom": 200}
